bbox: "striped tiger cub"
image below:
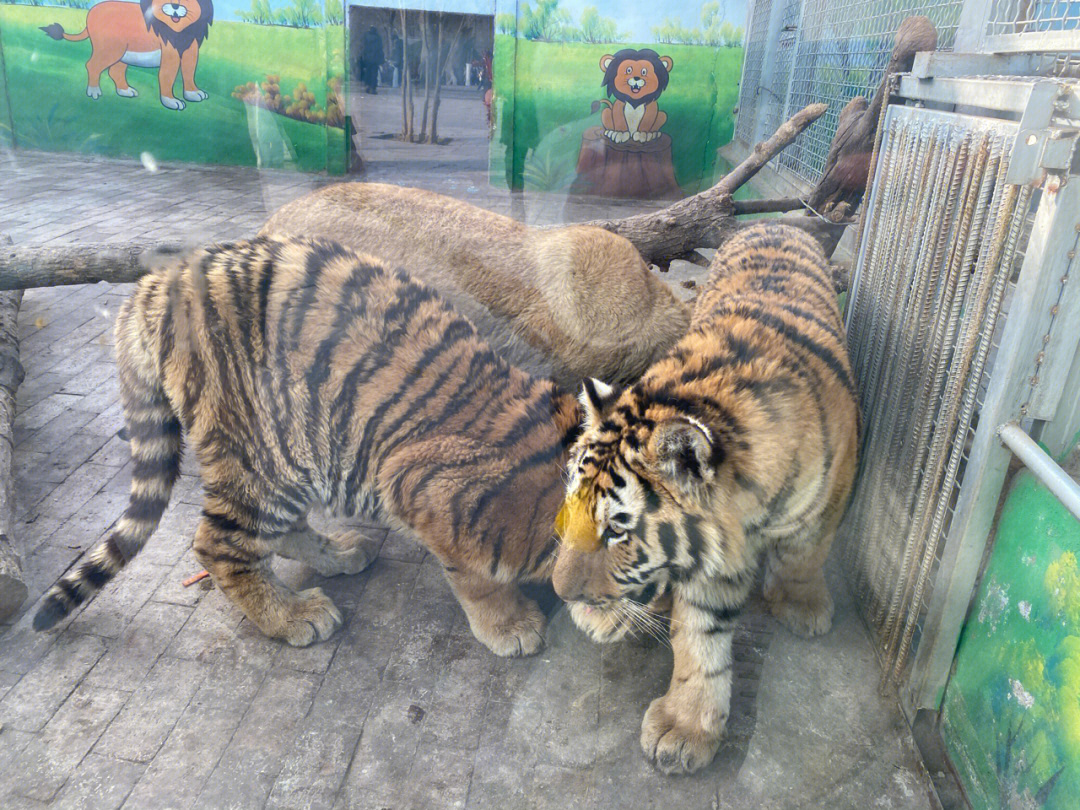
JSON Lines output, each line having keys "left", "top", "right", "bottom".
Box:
{"left": 35, "top": 237, "right": 581, "bottom": 655}
{"left": 552, "top": 222, "right": 859, "bottom": 774}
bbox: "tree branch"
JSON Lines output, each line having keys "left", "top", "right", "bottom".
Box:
{"left": 579, "top": 102, "right": 827, "bottom": 266}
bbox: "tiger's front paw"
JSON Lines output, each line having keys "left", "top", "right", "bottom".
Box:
{"left": 87, "top": 86, "right": 102, "bottom": 99}
{"left": 266, "top": 587, "right": 343, "bottom": 647}
{"left": 183, "top": 89, "right": 209, "bottom": 102}
{"left": 632, "top": 131, "right": 648, "bottom": 143}
{"left": 160, "top": 95, "right": 186, "bottom": 111}
{"left": 641, "top": 694, "right": 723, "bottom": 775}
{"left": 116, "top": 87, "right": 138, "bottom": 98}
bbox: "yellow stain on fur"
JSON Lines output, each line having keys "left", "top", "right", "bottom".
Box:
{"left": 555, "top": 485, "right": 602, "bottom": 553}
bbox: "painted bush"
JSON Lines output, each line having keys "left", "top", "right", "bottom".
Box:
{"left": 0, "top": 0, "right": 345, "bottom": 172}
{"left": 942, "top": 444, "right": 1080, "bottom": 809}
{"left": 490, "top": 0, "right": 745, "bottom": 197}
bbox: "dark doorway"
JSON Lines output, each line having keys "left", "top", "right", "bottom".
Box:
{"left": 346, "top": 6, "right": 494, "bottom": 180}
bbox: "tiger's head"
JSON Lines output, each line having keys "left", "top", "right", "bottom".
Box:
{"left": 552, "top": 378, "right": 735, "bottom": 642}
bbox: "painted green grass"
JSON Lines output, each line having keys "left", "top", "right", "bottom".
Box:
{"left": 491, "top": 35, "right": 743, "bottom": 195}
{"left": 0, "top": 6, "right": 345, "bottom": 172}
{"left": 941, "top": 465, "right": 1080, "bottom": 809}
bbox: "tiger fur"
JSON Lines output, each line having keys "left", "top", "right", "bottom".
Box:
{"left": 35, "top": 236, "right": 582, "bottom": 655}
{"left": 551, "top": 222, "right": 859, "bottom": 774}
{"left": 260, "top": 182, "right": 691, "bottom": 391}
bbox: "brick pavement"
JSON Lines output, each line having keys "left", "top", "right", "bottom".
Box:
{"left": 0, "top": 143, "right": 937, "bottom": 809}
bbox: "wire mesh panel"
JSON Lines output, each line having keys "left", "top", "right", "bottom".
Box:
{"left": 986, "top": 0, "right": 1080, "bottom": 49}
{"left": 759, "top": 0, "right": 803, "bottom": 141}
{"left": 736, "top": 0, "right": 774, "bottom": 145}
{"left": 777, "top": 0, "right": 964, "bottom": 185}
{"left": 988, "top": 0, "right": 1080, "bottom": 32}
{"left": 840, "top": 104, "right": 1032, "bottom": 687}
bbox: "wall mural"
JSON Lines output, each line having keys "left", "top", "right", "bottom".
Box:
{"left": 0, "top": 0, "right": 345, "bottom": 172}
{"left": 39, "top": 0, "right": 213, "bottom": 110}
{"left": 490, "top": 0, "right": 745, "bottom": 198}
{"left": 942, "top": 446, "right": 1080, "bottom": 809}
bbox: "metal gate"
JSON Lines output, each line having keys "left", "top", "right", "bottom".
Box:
{"left": 841, "top": 72, "right": 1080, "bottom": 714}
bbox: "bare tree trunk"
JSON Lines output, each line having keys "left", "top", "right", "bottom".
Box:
{"left": 428, "top": 16, "right": 465, "bottom": 145}
{"left": 418, "top": 13, "right": 432, "bottom": 142}
{"left": 399, "top": 9, "right": 413, "bottom": 141}
{"left": 0, "top": 238, "right": 25, "bottom": 622}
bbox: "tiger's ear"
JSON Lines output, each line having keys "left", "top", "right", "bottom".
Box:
{"left": 600, "top": 54, "right": 615, "bottom": 72}
{"left": 659, "top": 56, "right": 673, "bottom": 72}
{"left": 651, "top": 417, "right": 722, "bottom": 491}
{"left": 579, "top": 378, "right": 620, "bottom": 426}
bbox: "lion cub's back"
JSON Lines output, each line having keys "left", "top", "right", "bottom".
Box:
{"left": 262, "top": 183, "right": 691, "bottom": 388}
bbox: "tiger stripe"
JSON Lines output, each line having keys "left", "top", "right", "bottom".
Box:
{"left": 35, "top": 236, "right": 583, "bottom": 657}
{"left": 552, "top": 222, "right": 859, "bottom": 775}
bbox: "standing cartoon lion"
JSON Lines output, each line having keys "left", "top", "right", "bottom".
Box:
{"left": 595, "top": 48, "right": 673, "bottom": 144}
{"left": 41, "top": 0, "right": 213, "bottom": 111}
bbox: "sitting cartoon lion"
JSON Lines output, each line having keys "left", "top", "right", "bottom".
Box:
{"left": 40, "top": 0, "right": 213, "bottom": 111}
{"left": 595, "top": 48, "right": 673, "bottom": 144}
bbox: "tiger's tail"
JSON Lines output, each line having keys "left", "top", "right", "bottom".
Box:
{"left": 34, "top": 302, "right": 182, "bottom": 631}
{"left": 591, "top": 99, "right": 613, "bottom": 114}
{"left": 40, "top": 23, "right": 89, "bottom": 42}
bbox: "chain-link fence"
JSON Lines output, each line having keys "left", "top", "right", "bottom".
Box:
{"left": 736, "top": 0, "right": 965, "bottom": 188}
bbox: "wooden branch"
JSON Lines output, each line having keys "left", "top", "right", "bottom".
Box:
{"left": 731, "top": 197, "right": 806, "bottom": 215}
{"left": 0, "top": 241, "right": 186, "bottom": 291}
{"left": 715, "top": 102, "right": 828, "bottom": 196}
{"left": 0, "top": 237, "right": 25, "bottom": 621}
{"left": 580, "top": 102, "right": 827, "bottom": 267}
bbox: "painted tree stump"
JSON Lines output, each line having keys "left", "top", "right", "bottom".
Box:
{"left": 570, "top": 126, "right": 681, "bottom": 200}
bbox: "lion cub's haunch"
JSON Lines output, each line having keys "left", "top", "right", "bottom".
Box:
{"left": 35, "top": 237, "right": 582, "bottom": 657}
{"left": 261, "top": 183, "right": 690, "bottom": 391}
{"left": 552, "top": 222, "right": 859, "bottom": 774}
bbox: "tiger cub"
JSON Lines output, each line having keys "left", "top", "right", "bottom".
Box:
{"left": 35, "top": 237, "right": 582, "bottom": 655}
{"left": 552, "top": 222, "right": 858, "bottom": 774}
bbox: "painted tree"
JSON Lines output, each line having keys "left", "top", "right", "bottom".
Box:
{"left": 577, "top": 6, "right": 626, "bottom": 44}
{"left": 652, "top": 5, "right": 744, "bottom": 47}
{"left": 324, "top": 0, "right": 343, "bottom": 26}
{"left": 496, "top": 13, "right": 516, "bottom": 35}
{"left": 520, "top": 0, "right": 572, "bottom": 41}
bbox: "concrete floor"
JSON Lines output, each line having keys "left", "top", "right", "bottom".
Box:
{"left": 0, "top": 88, "right": 938, "bottom": 809}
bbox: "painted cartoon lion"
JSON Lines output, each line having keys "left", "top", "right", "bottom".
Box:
{"left": 41, "top": 0, "right": 213, "bottom": 111}
{"left": 595, "top": 48, "right": 673, "bottom": 144}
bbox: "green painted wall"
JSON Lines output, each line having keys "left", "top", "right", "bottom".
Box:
{"left": 0, "top": 1, "right": 346, "bottom": 172}
{"left": 489, "top": 0, "right": 746, "bottom": 197}
{"left": 942, "top": 439, "right": 1080, "bottom": 809}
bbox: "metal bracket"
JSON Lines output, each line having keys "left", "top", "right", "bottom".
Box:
{"left": 1007, "top": 82, "right": 1080, "bottom": 185}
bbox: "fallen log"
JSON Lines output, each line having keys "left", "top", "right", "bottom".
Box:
{"left": 0, "top": 241, "right": 187, "bottom": 292}
{"left": 0, "top": 237, "right": 26, "bottom": 622}
{"left": 0, "top": 102, "right": 830, "bottom": 289}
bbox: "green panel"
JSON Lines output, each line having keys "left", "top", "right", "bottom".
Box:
{"left": 942, "top": 444, "right": 1080, "bottom": 809}
{"left": 492, "top": 38, "right": 742, "bottom": 193}
{"left": 0, "top": 4, "right": 342, "bottom": 171}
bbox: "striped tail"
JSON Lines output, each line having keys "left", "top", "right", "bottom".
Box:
{"left": 33, "top": 363, "right": 182, "bottom": 631}
{"left": 40, "top": 23, "right": 89, "bottom": 42}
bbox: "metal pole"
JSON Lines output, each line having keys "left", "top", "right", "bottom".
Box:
{"left": 998, "top": 422, "right": 1080, "bottom": 522}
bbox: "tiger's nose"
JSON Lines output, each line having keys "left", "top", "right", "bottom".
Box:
{"left": 552, "top": 548, "right": 588, "bottom": 602}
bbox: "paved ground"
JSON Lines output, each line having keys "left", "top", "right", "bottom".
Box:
{"left": 0, "top": 93, "right": 938, "bottom": 809}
